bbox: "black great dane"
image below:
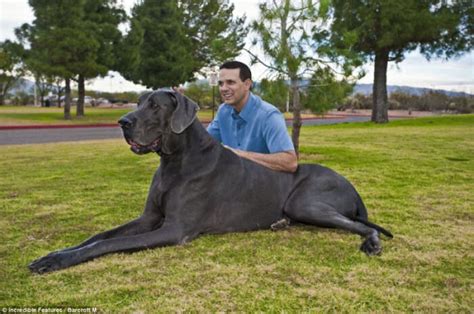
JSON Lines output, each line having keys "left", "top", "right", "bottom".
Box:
{"left": 29, "top": 89, "right": 393, "bottom": 274}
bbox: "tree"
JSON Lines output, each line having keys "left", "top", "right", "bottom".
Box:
{"left": 181, "top": 0, "right": 247, "bottom": 68}
{"left": 0, "top": 41, "right": 25, "bottom": 105}
{"left": 14, "top": 25, "right": 63, "bottom": 107}
{"left": 250, "top": 0, "right": 356, "bottom": 153}
{"left": 258, "top": 78, "right": 289, "bottom": 112}
{"left": 16, "top": 0, "right": 124, "bottom": 118}
{"left": 17, "top": 0, "right": 87, "bottom": 119}
{"left": 74, "top": 0, "right": 125, "bottom": 117}
{"left": 118, "top": 0, "right": 246, "bottom": 89}
{"left": 118, "top": 0, "right": 196, "bottom": 88}
{"left": 184, "top": 81, "right": 212, "bottom": 108}
{"left": 330, "top": 0, "right": 473, "bottom": 123}
{"left": 302, "top": 68, "right": 353, "bottom": 115}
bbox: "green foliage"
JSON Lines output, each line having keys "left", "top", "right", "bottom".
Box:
{"left": 83, "top": 0, "right": 126, "bottom": 73}
{"left": 181, "top": 0, "right": 247, "bottom": 68}
{"left": 20, "top": 0, "right": 124, "bottom": 79}
{"left": 0, "top": 41, "right": 25, "bottom": 105}
{"left": 118, "top": 0, "right": 246, "bottom": 89}
{"left": 9, "top": 91, "right": 34, "bottom": 106}
{"left": 18, "top": 0, "right": 82, "bottom": 79}
{"left": 331, "top": 0, "right": 472, "bottom": 62}
{"left": 1, "top": 115, "right": 473, "bottom": 311}
{"left": 252, "top": 0, "right": 322, "bottom": 76}
{"left": 257, "top": 78, "right": 289, "bottom": 111}
{"left": 184, "top": 81, "right": 212, "bottom": 108}
{"left": 302, "top": 68, "right": 353, "bottom": 115}
{"left": 251, "top": 0, "right": 359, "bottom": 151}
{"left": 119, "top": 0, "right": 197, "bottom": 88}
{"left": 329, "top": 0, "right": 473, "bottom": 122}
{"left": 16, "top": 0, "right": 125, "bottom": 116}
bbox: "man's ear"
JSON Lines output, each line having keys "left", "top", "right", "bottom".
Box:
{"left": 169, "top": 91, "right": 200, "bottom": 134}
{"left": 245, "top": 79, "right": 253, "bottom": 91}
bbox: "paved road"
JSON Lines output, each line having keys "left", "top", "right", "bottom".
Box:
{"left": 0, "top": 116, "right": 370, "bottom": 146}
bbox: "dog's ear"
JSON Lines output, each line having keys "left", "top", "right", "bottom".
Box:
{"left": 169, "top": 91, "right": 200, "bottom": 134}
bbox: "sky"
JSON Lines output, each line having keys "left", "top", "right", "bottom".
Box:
{"left": 0, "top": 0, "right": 472, "bottom": 94}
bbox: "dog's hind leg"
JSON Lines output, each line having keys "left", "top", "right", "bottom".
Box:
{"left": 285, "top": 202, "right": 382, "bottom": 256}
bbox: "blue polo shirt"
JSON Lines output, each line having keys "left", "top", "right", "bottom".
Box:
{"left": 207, "top": 93, "right": 294, "bottom": 154}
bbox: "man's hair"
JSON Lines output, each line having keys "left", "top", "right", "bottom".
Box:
{"left": 220, "top": 61, "right": 252, "bottom": 82}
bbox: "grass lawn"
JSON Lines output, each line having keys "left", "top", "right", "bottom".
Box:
{"left": 0, "top": 106, "right": 215, "bottom": 125}
{"left": 0, "top": 115, "right": 472, "bottom": 312}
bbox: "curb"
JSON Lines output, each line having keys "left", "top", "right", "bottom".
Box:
{"left": 0, "top": 123, "right": 118, "bottom": 130}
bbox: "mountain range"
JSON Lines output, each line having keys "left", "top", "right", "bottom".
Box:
{"left": 353, "top": 83, "right": 472, "bottom": 98}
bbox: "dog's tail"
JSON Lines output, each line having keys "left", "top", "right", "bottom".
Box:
{"left": 355, "top": 193, "right": 393, "bottom": 238}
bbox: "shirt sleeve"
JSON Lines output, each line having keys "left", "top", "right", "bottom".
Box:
{"left": 206, "top": 109, "right": 222, "bottom": 142}
{"left": 263, "top": 111, "right": 295, "bottom": 153}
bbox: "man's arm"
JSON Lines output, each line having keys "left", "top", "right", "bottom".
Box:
{"left": 226, "top": 147, "right": 298, "bottom": 173}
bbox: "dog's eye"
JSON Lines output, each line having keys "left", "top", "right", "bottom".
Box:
{"left": 147, "top": 100, "right": 158, "bottom": 109}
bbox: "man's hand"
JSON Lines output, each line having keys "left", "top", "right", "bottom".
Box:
{"left": 224, "top": 146, "right": 298, "bottom": 173}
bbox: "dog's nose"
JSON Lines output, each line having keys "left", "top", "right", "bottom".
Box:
{"left": 118, "top": 117, "right": 133, "bottom": 129}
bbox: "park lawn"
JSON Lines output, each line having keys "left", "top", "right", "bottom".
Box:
{"left": 0, "top": 106, "right": 215, "bottom": 125}
{"left": 0, "top": 115, "right": 472, "bottom": 312}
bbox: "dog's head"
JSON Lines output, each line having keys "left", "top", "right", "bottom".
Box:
{"left": 118, "top": 89, "right": 199, "bottom": 155}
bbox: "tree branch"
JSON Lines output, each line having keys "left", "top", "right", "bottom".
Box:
{"left": 243, "top": 47, "right": 289, "bottom": 76}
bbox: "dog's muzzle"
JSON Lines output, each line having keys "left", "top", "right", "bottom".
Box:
{"left": 125, "top": 137, "right": 161, "bottom": 154}
{"left": 118, "top": 117, "right": 161, "bottom": 154}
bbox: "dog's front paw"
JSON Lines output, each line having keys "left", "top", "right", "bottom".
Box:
{"left": 360, "top": 233, "right": 382, "bottom": 256}
{"left": 29, "top": 251, "right": 72, "bottom": 274}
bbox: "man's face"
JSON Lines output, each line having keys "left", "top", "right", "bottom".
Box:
{"left": 218, "top": 68, "right": 252, "bottom": 111}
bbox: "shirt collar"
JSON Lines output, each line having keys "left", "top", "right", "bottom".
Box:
{"left": 231, "top": 92, "right": 256, "bottom": 122}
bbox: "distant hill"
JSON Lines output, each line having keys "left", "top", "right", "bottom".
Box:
{"left": 353, "top": 83, "right": 472, "bottom": 97}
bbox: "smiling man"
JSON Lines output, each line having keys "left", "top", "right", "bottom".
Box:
{"left": 207, "top": 61, "right": 298, "bottom": 173}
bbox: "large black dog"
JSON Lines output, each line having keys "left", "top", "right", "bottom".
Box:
{"left": 29, "top": 90, "right": 392, "bottom": 274}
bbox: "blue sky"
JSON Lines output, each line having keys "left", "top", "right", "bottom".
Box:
{"left": 1, "top": 0, "right": 472, "bottom": 93}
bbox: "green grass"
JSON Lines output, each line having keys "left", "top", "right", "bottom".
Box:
{"left": 0, "top": 106, "right": 215, "bottom": 125}
{"left": 0, "top": 115, "right": 472, "bottom": 312}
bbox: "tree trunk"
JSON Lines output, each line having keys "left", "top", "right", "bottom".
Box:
{"left": 56, "top": 81, "right": 63, "bottom": 108}
{"left": 372, "top": 49, "right": 389, "bottom": 123}
{"left": 76, "top": 74, "right": 85, "bottom": 117}
{"left": 64, "top": 78, "right": 71, "bottom": 120}
{"left": 290, "top": 77, "right": 302, "bottom": 155}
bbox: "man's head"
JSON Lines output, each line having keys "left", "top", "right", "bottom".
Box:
{"left": 218, "top": 61, "right": 252, "bottom": 112}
